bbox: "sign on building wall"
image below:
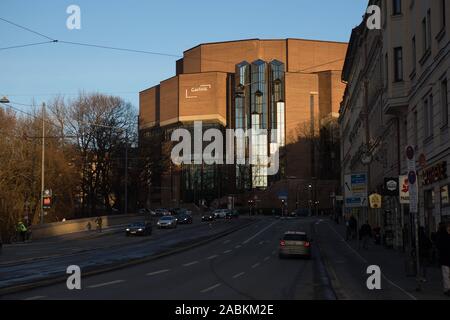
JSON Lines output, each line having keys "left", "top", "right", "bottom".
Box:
{"left": 344, "top": 173, "right": 368, "bottom": 208}
{"left": 399, "top": 175, "right": 410, "bottom": 204}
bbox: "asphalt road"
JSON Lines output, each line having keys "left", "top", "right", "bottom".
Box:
{"left": 1, "top": 216, "right": 420, "bottom": 300}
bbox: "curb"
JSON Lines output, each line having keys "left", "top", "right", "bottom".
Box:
{"left": 0, "top": 219, "right": 256, "bottom": 297}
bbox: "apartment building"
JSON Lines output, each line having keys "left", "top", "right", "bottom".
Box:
{"left": 340, "top": 0, "right": 450, "bottom": 249}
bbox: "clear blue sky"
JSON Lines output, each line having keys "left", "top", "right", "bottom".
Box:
{"left": 0, "top": 0, "right": 367, "bottom": 110}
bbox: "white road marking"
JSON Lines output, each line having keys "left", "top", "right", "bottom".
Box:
{"left": 207, "top": 254, "right": 219, "bottom": 260}
{"left": 183, "top": 261, "right": 199, "bottom": 267}
{"left": 223, "top": 250, "right": 232, "bottom": 254}
{"left": 325, "top": 222, "right": 418, "bottom": 301}
{"left": 88, "top": 280, "right": 125, "bottom": 288}
{"left": 258, "top": 241, "right": 264, "bottom": 245}
{"left": 251, "top": 263, "right": 260, "bottom": 269}
{"left": 200, "top": 283, "right": 221, "bottom": 293}
{"left": 223, "top": 240, "right": 231, "bottom": 244}
{"left": 24, "top": 296, "right": 46, "bottom": 300}
{"left": 146, "top": 269, "right": 170, "bottom": 276}
{"left": 232, "top": 272, "right": 245, "bottom": 279}
{"left": 243, "top": 220, "right": 279, "bottom": 244}
{"left": 235, "top": 245, "right": 242, "bottom": 249}
{"left": 264, "top": 256, "right": 270, "bottom": 261}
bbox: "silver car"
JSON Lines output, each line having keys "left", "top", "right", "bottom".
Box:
{"left": 279, "top": 231, "right": 311, "bottom": 259}
{"left": 157, "top": 216, "right": 177, "bottom": 229}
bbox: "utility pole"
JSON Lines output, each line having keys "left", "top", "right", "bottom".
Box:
{"left": 124, "top": 132, "right": 128, "bottom": 215}
{"left": 40, "top": 103, "right": 46, "bottom": 224}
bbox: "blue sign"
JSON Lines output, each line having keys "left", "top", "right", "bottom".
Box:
{"left": 351, "top": 174, "right": 367, "bottom": 185}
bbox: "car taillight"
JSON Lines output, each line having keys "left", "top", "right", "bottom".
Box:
{"left": 280, "top": 240, "right": 286, "bottom": 247}
{"left": 304, "top": 242, "right": 311, "bottom": 248}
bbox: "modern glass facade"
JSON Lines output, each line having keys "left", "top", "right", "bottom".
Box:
{"left": 234, "top": 59, "right": 286, "bottom": 190}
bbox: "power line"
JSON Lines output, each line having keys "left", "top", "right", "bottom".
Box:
{"left": 0, "top": 40, "right": 57, "bottom": 51}
{"left": 0, "top": 17, "right": 55, "bottom": 41}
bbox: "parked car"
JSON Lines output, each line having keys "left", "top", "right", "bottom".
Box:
{"left": 125, "top": 222, "right": 152, "bottom": 236}
{"left": 201, "top": 212, "right": 215, "bottom": 222}
{"left": 155, "top": 208, "right": 171, "bottom": 216}
{"left": 157, "top": 216, "right": 177, "bottom": 229}
{"left": 176, "top": 213, "right": 193, "bottom": 225}
{"left": 213, "top": 209, "right": 229, "bottom": 219}
{"left": 176, "top": 208, "right": 192, "bottom": 216}
{"left": 279, "top": 231, "right": 311, "bottom": 259}
{"left": 138, "top": 208, "right": 156, "bottom": 216}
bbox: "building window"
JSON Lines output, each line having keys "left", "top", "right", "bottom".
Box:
{"left": 393, "top": 47, "right": 403, "bottom": 82}
{"left": 422, "top": 13, "right": 432, "bottom": 54}
{"left": 411, "top": 36, "right": 416, "bottom": 73}
{"left": 393, "top": 0, "right": 402, "bottom": 15}
{"left": 413, "top": 110, "right": 418, "bottom": 147}
{"left": 424, "top": 94, "right": 434, "bottom": 139}
{"left": 384, "top": 53, "right": 389, "bottom": 87}
{"left": 441, "top": 78, "right": 448, "bottom": 127}
{"left": 427, "top": 9, "right": 432, "bottom": 48}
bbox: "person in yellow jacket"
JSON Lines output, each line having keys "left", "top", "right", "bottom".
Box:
{"left": 17, "top": 221, "right": 27, "bottom": 242}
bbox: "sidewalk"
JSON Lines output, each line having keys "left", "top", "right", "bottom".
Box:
{"left": 328, "top": 220, "right": 448, "bottom": 300}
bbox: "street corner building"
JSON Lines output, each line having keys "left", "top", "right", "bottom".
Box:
{"left": 139, "top": 38, "right": 347, "bottom": 211}
{"left": 340, "top": 0, "right": 450, "bottom": 250}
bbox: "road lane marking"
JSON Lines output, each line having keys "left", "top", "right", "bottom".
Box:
{"left": 223, "top": 240, "right": 231, "bottom": 244}
{"left": 146, "top": 269, "right": 170, "bottom": 276}
{"left": 207, "top": 255, "right": 219, "bottom": 260}
{"left": 235, "top": 245, "right": 242, "bottom": 249}
{"left": 264, "top": 256, "right": 270, "bottom": 261}
{"left": 24, "top": 296, "right": 46, "bottom": 300}
{"left": 232, "top": 272, "right": 245, "bottom": 279}
{"left": 200, "top": 283, "right": 221, "bottom": 293}
{"left": 223, "top": 250, "right": 232, "bottom": 254}
{"left": 258, "top": 241, "right": 264, "bottom": 245}
{"left": 183, "top": 261, "right": 199, "bottom": 267}
{"left": 251, "top": 263, "right": 260, "bottom": 269}
{"left": 88, "top": 280, "right": 124, "bottom": 288}
{"left": 243, "top": 220, "right": 279, "bottom": 244}
{"left": 325, "top": 222, "right": 417, "bottom": 301}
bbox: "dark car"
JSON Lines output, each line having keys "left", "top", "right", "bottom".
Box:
{"left": 126, "top": 222, "right": 152, "bottom": 236}
{"left": 176, "top": 213, "right": 193, "bottom": 225}
{"left": 201, "top": 212, "right": 215, "bottom": 222}
{"left": 226, "top": 209, "right": 239, "bottom": 219}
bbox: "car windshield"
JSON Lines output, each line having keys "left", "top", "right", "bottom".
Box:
{"left": 284, "top": 234, "right": 307, "bottom": 241}
{"left": 160, "top": 216, "right": 173, "bottom": 220}
{"left": 130, "top": 223, "right": 144, "bottom": 228}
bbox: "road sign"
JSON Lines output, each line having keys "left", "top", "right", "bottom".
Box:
{"left": 399, "top": 175, "right": 410, "bottom": 204}
{"left": 369, "top": 193, "right": 382, "bottom": 209}
{"left": 344, "top": 173, "right": 368, "bottom": 208}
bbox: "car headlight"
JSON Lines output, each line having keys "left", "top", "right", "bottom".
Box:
{"left": 138, "top": 228, "right": 143, "bottom": 232}
{"left": 126, "top": 228, "right": 130, "bottom": 231}
{"left": 157, "top": 222, "right": 161, "bottom": 225}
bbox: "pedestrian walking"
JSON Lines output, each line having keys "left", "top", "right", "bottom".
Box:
{"left": 16, "top": 221, "right": 27, "bottom": 242}
{"left": 95, "top": 216, "right": 103, "bottom": 233}
{"left": 436, "top": 223, "right": 450, "bottom": 296}
{"left": 418, "top": 226, "right": 432, "bottom": 282}
{"left": 359, "top": 221, "right": 372, "bottom": 250}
